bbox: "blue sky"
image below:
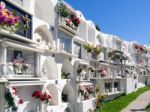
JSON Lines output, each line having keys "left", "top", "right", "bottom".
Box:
{"left": 65, "top": 0, "right": 150, "bottom": 45}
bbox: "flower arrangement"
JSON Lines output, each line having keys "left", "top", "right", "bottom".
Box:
{"left": 77, "top": 65, "right": 83, "bottom": 74}
{"left": 32, "top": 90, "right": 52, "bottom": 103}
{"left": 89, "top": 67, "right": 95, "bottom": 73}
{"left": 0, "top": 2, "right": 20, "bottom": 32}
{"left": 58, "top": 3, "right": 70, "bottom": 18}
{"left": 98, "top": 67, "right": 107, "bottom": 77}
{"left": 92, "top": 45, "right": 102, "bottom": 55}
{"left": 95, "top": 93, "right": 106, "bottom": 111}
{"left": 58, "top": 3, "right": 80, "bottom": 30}
{"left": 108, "top": 50, "right": 126, "bottom": 63}
{"left": 5, "top": 87, "right": 24, "bottom": 111}
{"left": 12, "top": 60, "right": 20, "bottom": 69}
{"left": 22, "top": 63, "right": 30, "bottom": 74}
{"left": 83, "top": 43, "right": 94, "bottom": 53}
{"left": 11, "top": 59, "right": 31, "bottom": 74}
{"left": 133, "top": 44, "right": 147, "bottom": 54}
{"left": 78, "top": 85, "right": 95, "bottom": 101}
{"left": 22, "top": 63, "right": 30, "bottom": 71}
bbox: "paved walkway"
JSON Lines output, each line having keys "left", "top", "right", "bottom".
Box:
{"left": 122, "top": 90, "right": 150, "bottom": 112}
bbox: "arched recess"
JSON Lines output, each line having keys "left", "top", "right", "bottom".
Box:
{"left": 42, "top": 56, "right": 58, "bottom": 79}
{"left": 61, "top": 84, "right": 75, "bottom": 103}
{"left": 45, "top": 84, "right": 59, "bottom": 105}
{"left": 34, "top": 0, "right": 55, "bottom": 26}
{"left": 34, "top": 25, "right": 54, "bottom": 49}
{"left": 61, "top": 59, "right": 73, "bottom": 79}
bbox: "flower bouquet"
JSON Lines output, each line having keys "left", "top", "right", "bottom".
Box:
{"left": 92, "top": 45, "right": 102, "bottom": 55}
{"left": 5, "top": 87, "right": 24, "bottom": 111}
{"left": 0, "top": 2, "right": 20, "bottom": 33}
{"left": 12, "top": 60, "right": 20, "bottom": 74}
{"left": 32, "top": 90, "right": 52, "bottom": 112}
{"left": 32, "top": 90, "right": 52, "bottom": 103}
{"left": 22, "top": 63, "right": 30, "bottom": 74}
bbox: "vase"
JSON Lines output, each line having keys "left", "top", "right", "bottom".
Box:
{"left": 41, "top": 102, "right": 47, "bottom": 112}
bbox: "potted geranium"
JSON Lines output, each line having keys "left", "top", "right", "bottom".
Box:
{"left": 70, "top": 13, "right": 80, "bottom": 28}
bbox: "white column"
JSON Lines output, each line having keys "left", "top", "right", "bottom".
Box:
{"left": 1, "top": 44, "right": 7, "bottom": 76}
{"left": 36, "top": 53, "right": 41, "bottom": 77}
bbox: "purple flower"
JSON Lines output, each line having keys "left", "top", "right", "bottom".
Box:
{"left": 14, "top": 16, "right": 19, "bottom": 23}
{"left": 8, "top": 18, "right": 15, "bottom": 25}
{"left": 6, "top": 9, "right": 11, "bottom": 16}
{"left": 0, "top": 15, "right": 7, "bottom": 23}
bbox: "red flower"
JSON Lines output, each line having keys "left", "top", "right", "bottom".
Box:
{"left": 134, "top": 44, "right": 139, "bottom": 49}
{"left": 140, "top": 47, "right": 143, "bottom": 51}
{"left": 32, "top": 91, "right": 42, "bottom": 98}
{"left": 32, "top": 90, "right": 52, "bottom": 102}
{"left": 43, "top": 92, "right": 48, "bottom": 98}
{"left": 40, "top": 94, "right": 46, "bottom": 101}
{"left": 48, "top": 95, "right": 52, "bottom": 99}
{"left": 18, "top": 98, "right": 24, "bottom": 104}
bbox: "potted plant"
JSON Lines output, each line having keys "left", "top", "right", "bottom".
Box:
{"left": 71, "top": 14, "right": 80, "bottom": 27}
{"left": 83, "top": 43, "right": 94, "bottom": 53}
{"left": 58, "top": 3, "right": 70, "bottom": 18}
{"left": 92, "top": 45, "right": 102, "bottom": 55}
